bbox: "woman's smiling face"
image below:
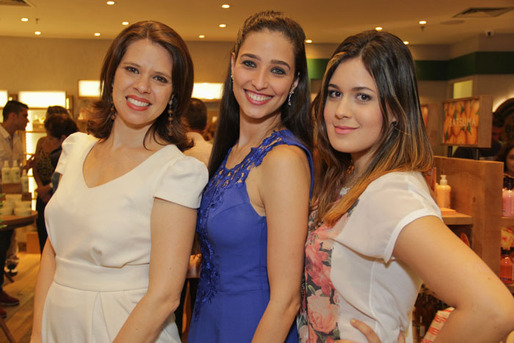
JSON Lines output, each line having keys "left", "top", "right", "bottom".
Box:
{"left": 112, "top": 38, "right": 173, "bottom": 130}
{"left": 231, "top": 29, "right": 298, "bottom": 122}
{"left": 323, "top": 57, "right": 384, "bottom": 170}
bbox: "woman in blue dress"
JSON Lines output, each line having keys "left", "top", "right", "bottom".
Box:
{"left": 188, "top": 11, "right": 313, "bottom": 342}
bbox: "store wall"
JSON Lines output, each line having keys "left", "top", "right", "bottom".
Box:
{"left": 0, "top": 34, "right": 513, "bottom": 115}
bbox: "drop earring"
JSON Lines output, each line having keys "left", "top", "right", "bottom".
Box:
{"left": 110, "top": 104, "right": 116, "bottom": 120}
{"left": 287, "top": 90, "right": 294, "bottom": 107}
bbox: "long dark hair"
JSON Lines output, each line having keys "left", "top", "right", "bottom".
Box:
{"left": 88, "top": 21, "right": 194, "bottom": 151}
{"left": 314, "top": 30, "right": 433, "bottom": 226}
{"left": 208, "top": 11, "right": 312, "bottom": 176}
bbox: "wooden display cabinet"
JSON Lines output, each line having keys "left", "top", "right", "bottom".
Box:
{"left": 435, "top": 156, "right": 502, "bottom": 275}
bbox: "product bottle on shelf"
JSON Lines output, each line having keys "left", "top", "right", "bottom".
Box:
{"left": 435, "top": 174, "right": 451, "bottom": 209}
{"left": 1, "top": 160, "right": 11, "bottom": 184}
{"left": 20, "top": 169, "right": 29, "bottom": 193}
{"left": 500, "top": 249, "right": 513, "bottom": 282}
{"left": 11, "top": 159, "right": 20, "bottom": 183}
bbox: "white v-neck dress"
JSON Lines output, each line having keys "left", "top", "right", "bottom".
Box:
{"left": 42, "top": 132, "right": 208, "bottom": 343}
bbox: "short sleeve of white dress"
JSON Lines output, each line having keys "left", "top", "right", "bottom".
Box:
{"left": 338, "top": 171, "right": 441, "bottom": 262}
{"left": 154, "top": 155, "right": 208, "bottom": 209}
{"left": 55, "top": 132, "right": 94, "bottom": 176}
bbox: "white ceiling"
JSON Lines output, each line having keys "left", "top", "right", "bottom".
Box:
{"left": 0, "top": 0, "right": 513, "bottom": 45}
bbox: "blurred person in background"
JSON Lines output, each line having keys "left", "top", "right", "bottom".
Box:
{"left": 0, "top": 100, "right": 29, "bottom": 318}
{"left": 33, "top": 109, "right": 78, "bottom": 253}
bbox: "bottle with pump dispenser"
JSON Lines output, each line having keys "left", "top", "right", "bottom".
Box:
{"left": 1, "top": 160, "right": 11, "bottom": 184}
{"left": 500, "top": 249, "right": 513, "bottom": 282}
{"left": 20, "top": 169, "right": 29, "bottom": 193}
{"left": 11, "top": 160, "right": 20, "bottom": 183}
{"left": 435, "top": 174, "right": 451, "bottom": 209}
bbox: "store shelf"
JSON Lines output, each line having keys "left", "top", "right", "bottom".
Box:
{"left": 500, "top": 217, "right": 514, "bottom": 227}
{"left": 442, "top": 212, "right": 473, "bottom": 226}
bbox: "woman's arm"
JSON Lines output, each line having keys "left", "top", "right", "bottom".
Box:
{"left": 30, "top": 239, "right": 57, "bottom": 343}
{"left": 251, "top": 145, "right": 311, "bottom": 343}
{"left": 113, "top": 198, "right": 197, "bottom": 343}
{"left": 33, "top": 138, "right": 53, "bottom": 202}
{"left": 394, "top": 215, "right": 514, "bottom": 342}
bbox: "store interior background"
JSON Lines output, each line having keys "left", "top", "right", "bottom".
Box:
{"left": 0, "top": 0, "right": 513, "bottom": 117}
{"left": 0, "top": 1, "right": 513, "bottom": 341}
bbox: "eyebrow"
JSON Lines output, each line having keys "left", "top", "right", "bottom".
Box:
{"left": 121, "top": 61, "right": 172, "bottom": 79}
{"left": 240, "top": 53, "right": 292, "bottom": 71}
{"left": 327, "top": 84, "right": 376, "bottom": 93}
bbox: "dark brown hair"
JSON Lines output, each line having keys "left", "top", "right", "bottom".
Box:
{"left": 88, "top": 21, "right": 194, "bottom": 150}
{"left": 314, "top": 30, "right": 433, "bottom": 226}
{"left": 208, "top": 11, "right": 312, "bottom": 176}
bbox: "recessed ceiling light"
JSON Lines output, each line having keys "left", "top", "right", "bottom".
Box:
{"left": 94, "top": 33, "right": 101, "bottom": 37}
{"left": 219, "top": 24, "right": 227, "bottom": 28}
{"left": 375, "top": 26, "right": 383, "bottom": 31}
{"left": 199, "top": 34, "right": 205, "bottom": 39}
{"left": 122, "top": 21, "right": 129, "bottom": 26}
{"left": 21, "top": 18, "right": 29, "bottom": 22}
{"left": 419, "top": 20, "right": 427, "bottom": 25}
{"left": 34, "top": 31, "right": 41, "bottom": 36}
{"left": 106, "top": 1, "right": 115, "bottom": 5}
{"left": 305, "top": 39, "right": 312, "bottom": 44}
{"left": 403, "top": 41, "right": 410, "bottom": 45}
{"left": 221, "top": 4, "right": 230, "bottom": 9}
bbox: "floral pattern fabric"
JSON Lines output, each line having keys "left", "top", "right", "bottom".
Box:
{"left": 298, "top": 198, "right": 354, "bottom": 342}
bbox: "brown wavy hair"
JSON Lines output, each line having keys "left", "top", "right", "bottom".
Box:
{"left": 87, "top": 21, "right": 194, "bottom": 151}
{"left": 314, "top": 30, "right": 433, "bottom": 227}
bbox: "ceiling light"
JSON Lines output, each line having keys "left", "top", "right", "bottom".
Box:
{"left": 419, "top": 20, "right": 427, "bottom": 25}
{"left": 219, "top": 24, "right": 227, "bottom": 28}
{"left": 21, "top": 18, "right": 28, "bottom": 22}
{"left": 199, "top": 34, "right": 205, "bottom": 39}
{"left": 94, "top": 33, "right": 101, "bottom": 37}
{"left": 221, "top": 4, "right": 230, "bottom": 9}
{"left": 34, "top": 31, "right": 41, "bottom": 35}
{"left": 403, "top": 41, "right": 410, "bottom": 45}
{"left": 106, "top": 1, "right": 115, "bottom": 5}
{"left": 122, "top": 21, "right": 129, "bottom": 26}
{"left": 375, "top": 26, "right": 383, "bottom": 31}
{"left": 305, "top": 39, "right": 312, "bottom": 44}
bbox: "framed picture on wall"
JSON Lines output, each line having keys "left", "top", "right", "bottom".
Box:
{"left": 441, "top": 96, "right": 493, "bottom": 147}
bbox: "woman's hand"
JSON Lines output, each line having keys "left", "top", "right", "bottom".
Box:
{"left": 338, "top": 319, "right": 405, "bottom": 343}
{"left": 36, "top": 185, "right": 53, "bottom": 203}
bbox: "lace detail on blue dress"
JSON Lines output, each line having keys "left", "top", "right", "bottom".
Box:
{"left": 193, "top": 130, "right": 302, "bottom": 319}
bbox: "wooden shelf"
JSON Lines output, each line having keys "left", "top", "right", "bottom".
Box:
{"left": 435, "top": 157, "right": 503, "bottom": 275}
{"left": 500, "top": 217, "right": 514, "bottom": 227}
{"left": 442, "top": 212, "right": 473, "bottom": 225}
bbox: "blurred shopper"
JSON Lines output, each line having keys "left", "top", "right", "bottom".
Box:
{"left": 0, "top": 100, "right": 28, "bottom": 318}
{"left": 183, "top": 98, "right": 212, "bottom": 166}
{"left": 174, "top": 97, "right": 212, "bottom": 337}
{"left": 33, "top": 110, "right": 78, "bottom": 253}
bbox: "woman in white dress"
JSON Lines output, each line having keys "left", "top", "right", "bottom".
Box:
{"left": 30, "top": 21, "right": 208, "bottom": 343}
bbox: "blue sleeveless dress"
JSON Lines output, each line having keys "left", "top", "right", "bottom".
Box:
{"left": 188, "top": 129, "right": 313, "bottom": 343}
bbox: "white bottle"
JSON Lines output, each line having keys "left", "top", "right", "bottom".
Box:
{"left": 11, "top": 160, "right": 20, "bottom": 183}
{"left": 503, "top": 188, "right": 513, "bottom": 217}
{"left": 435, "top": 174, "right": 451, "bottom": 209}
{"left": 1, "top": 160, "right": 11, "bottom": 184}
{"left": 20, "top": 169, "right": 29, "bottom": 193}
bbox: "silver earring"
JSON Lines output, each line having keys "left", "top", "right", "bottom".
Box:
{"left": 287, "top": 90, "right": 294, "bottom": 107}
